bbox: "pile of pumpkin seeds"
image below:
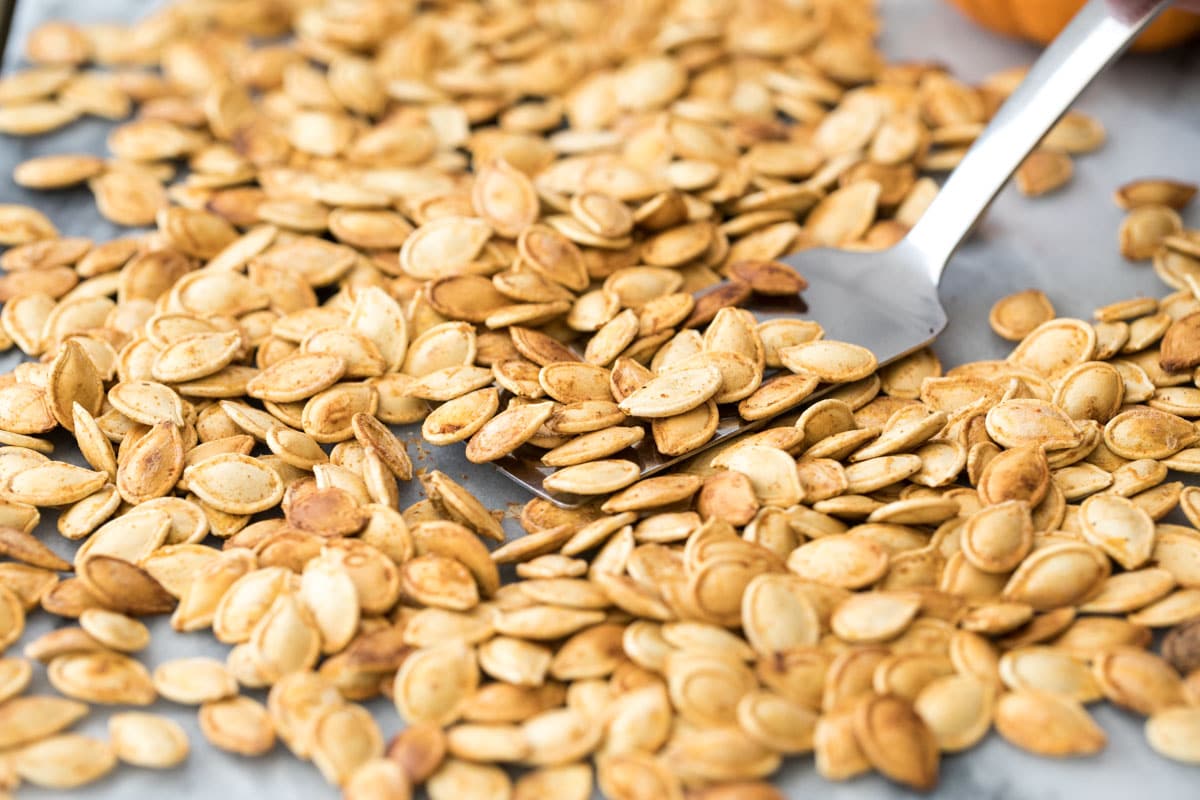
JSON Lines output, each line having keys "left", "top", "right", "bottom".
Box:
{"left": 0, "top": 0, "right": 1197, "bottom": 798}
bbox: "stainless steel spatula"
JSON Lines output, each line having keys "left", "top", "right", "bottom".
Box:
{"left": 498, "top": 0, "right": 1168, "bottom": 506}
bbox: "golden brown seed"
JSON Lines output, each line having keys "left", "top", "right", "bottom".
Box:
{"left": 1146, "top": 707, "right": 1200, "bottom": 764}
{"left": 199, "top": 696, "right": 276, "bottom": 756}
{"left": 48, "top": 651, "right": 156, "bottom": 706}
{"left": 1121, "top": 205, "right": 1182, "bottom": 261}
{"left": 13, "top": 734, "right": 116, "bottom": 789}
{"left": 1115, "top": 178, "right": 1197, "bottom": 209}
{"left": 853, "top": 694, "right": 939, "bottom": 791}
{"left": 0, "top": 695, "right": 88, "bottom": 749}
{"left": 1016, "top": 149, "right": 1073, "bottom": 196}
{"left": 994, "top": 690, "right": 1106, "bottom": 757}
{"left": 990, "top": 290, "right": 1056, "bottom": 341}
{"left": 108, "top": 712, "right": 190, "bottom": 769}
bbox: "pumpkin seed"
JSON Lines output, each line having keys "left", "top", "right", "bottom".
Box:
{"left": 344, "top": 759, "right": 413, "bottom": 800}
{"left": 153, "top": 658, "right": 238, "bottom": 705}
{"left": 48, "top": 651, "right": 156, "bottom": 705}
{"left": 466, "top": 401, "right": 555, "bottom": 463}
{"left": 393, "top": 643, "right": 478, "bottom": 726}
{"left": 427, "top": 758, "right": 512, "bottom": 800}
{"left": 1145, "top": 707, "right": 1200, "bottom": 764}
{"left": 990, "top": 290, "right": 1056, "bottom": 341}
{"left": 617, "top": 364, "right": 722, "bottom": 418}
{"left": 544, "top": 460, "right": 641, "bottom": 496}
{"left": 13, "top": 734, "right": 116, "bottom": 789}
{"left": 199, "top": 695, "right": 276, "bottom": 756}
{"left": 0, "top": 695, "right": 88, "bottom": 749}
{"left": 852, "top": 693, "right": 939, "bottom": 791}
{"left": 994, "top": 690, "right": 1106, "bottom": 756}
{"left": 109, "top": 712, "right": 190, "bottom": 769}
{"left": 1015, "top": 149, "right": 1073, "bottom": 196}
{"left": 79, "top": 608, "right": 148, "bottom": 653}
{"left": 310, "top": 702, "right": 384, "bottom": 786}
{"left": 184, "top": 453, "right": 283, "bottom": 514}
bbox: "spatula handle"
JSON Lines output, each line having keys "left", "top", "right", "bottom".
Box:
{"left": 906, "top": 0, "right": 1169, "bottom": 280}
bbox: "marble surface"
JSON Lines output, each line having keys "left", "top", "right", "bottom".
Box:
{"left": 2, "top": 0, "right": 1200, "bottom": 798}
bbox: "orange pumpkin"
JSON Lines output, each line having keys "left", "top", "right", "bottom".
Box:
{"left": 947, "top": 0, "right": 1200, "bottom": 52}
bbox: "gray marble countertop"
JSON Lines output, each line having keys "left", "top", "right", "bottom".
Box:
{"left": 3, "top": 0, "right": 1200, "bottom": 798}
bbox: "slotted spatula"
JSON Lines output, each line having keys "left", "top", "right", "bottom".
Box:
{"left": 498, "top": 0, "right": 1168, "bottom": 506}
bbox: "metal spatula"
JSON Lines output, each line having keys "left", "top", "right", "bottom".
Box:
{"left": 498, "top": 0, "right": 1167, "bottom": 506}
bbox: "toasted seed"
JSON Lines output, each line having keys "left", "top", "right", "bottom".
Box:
{"left": 977, "top": 444, "right": 1050, "bottom": 507}
{"left": 1146, "top": 707, "right": 1200, "bottom": 764}
{"left": 1105, "top": 406, "right": 1198, "bottom": 459}
{"left": 1092, "top": 647, "right": 1184, "bottom": 715}
{"left": 108, "top": 380, "right": 184, "bottom": 426}
{"left": 303, "top": 383, "right": 379, "bottom": 443}
{"left": 344, "top": 758, "right": 413, "bottom": 800}
{"left": 542, "top": 427, "right": 645, "bottom": 467}
{"left": 79, "top": 609, "right": 149, "bottom": 653}
{"left": 990, "top": 290, "right": 1056, "bottom": 341}
{"left": 152, "top": 330, "right": 242, "bottom": 383}
{"left": 48, "top": 651, "right": 156, "bottom": 705}
{"left": 995, "top": 690, "right": 1106, "bottom": 756}
{"left": 109, "top": 712, "right": 190, "bottom": 769}
{"left": 423, "top": 470, "right": 505, "bottom": 543}
{"left": 427, "top": 758, "right": 512, "bottom": 800}
{"left": 402, "top": 554, "right": 480, "bottom": 611}
{"left": 423, "top": 388, "right": 499, "bottom": 445}
{"left": 386, "top": 722, "right": 447, "bottom": 785}
{"left": 0, "top": 657, "right": 32, "bottom": 703}
{"left": 310, "top": 702, "right": 384, "bottom": 786}
{"left": 958, "top": 500, "right": 1032, "bottom": 573}
{"left": 985, "top": 399, "right": 1082, "bottom": 450}
{"left": 1121, "top": 205, "right": 1182, "bottom": 260}
{"left": 116, "top": 421, "right": 185, "bottom": 505}
{"left": 13, "top": 734, "right": 116, "bottom": 789}
{"left": 1080, "top": 568, "right": 1176, "bottom": 614}
{"left": 0, "top": 524, "right": 69, "bottom": 570}
{"left": 618, "top": 364, "right": 722, "bottom": 418}
{"left": 1016, "top": 149, "right": 1073, "bottom": 196}
{"left": 14, "top": 153, "right": 105, "bottom": 189}
{"left": 1010, "top": 319, "right": 1097, "bottom": 377}
{"left": 4, "top": 461, "right": 107, "bottom": 506}
{"left": 852, "top": 694, "right": 938, "bottom": 791}
{"left": 597, "top": 751, "right": 682, "bottom": 800}
{"left": 184, "top": 453, "right": 284, "bottom": 514}
{"left": 153, "top": 657, "right": 237, "bottom": 705}
{"left": 651, "top": 400, "right": 718, "bottom": 456}
{"left": 1079, "top": 493, "right": 1155, "bottom": 569}
{"left": 0, "top": 695, "right": 88, "bottom": 749}
{"left": 999, "top": 646, "right": 1100, "bottom": 702}
{"left": 781, "top": 340, "right": 877, "bottom": 383}
{"left": 1003, "top": 542, "right": 1109, "bottom": 611}
{"left": 1115, "top": 178, "right": 1197, "bottom": 210}
{"left": 247, "top": 353, "right": 346, "bottom": 403}
{"left": 199, "top": 695, "right": 276, "bottom": 756}
{"left": 831, "top": 592, "right": 921, "bottom": 643}
{"left": 513, "top": 764, "right": 591, "bottom": 800}
{"left": 393, "top": 642, "right": 478, "bottom": 726}
{"left": 465, "top": 401, "right": 555, "bottom": 463}
{"left": 788, "top": 536, "right": 888, "bottom": 590}
{"left": 914, "top": 674, "right": 993, "bottom": 752}
{"left": 544, "top": 460, "right": 641, "bottom": 495}
{"left": 1128, "top": 589, "right": 1200, "bottom": 627}
{"left": 251, "top": 592, "right": 321, "bottom": 679}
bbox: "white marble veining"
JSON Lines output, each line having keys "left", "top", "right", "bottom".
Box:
{"left": 2, "top": 0, "right": 1199, "bottom": 797}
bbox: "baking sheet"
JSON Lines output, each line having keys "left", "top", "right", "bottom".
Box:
{"left": 3, "top": 0, "right": 1200, "bottom": 797}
